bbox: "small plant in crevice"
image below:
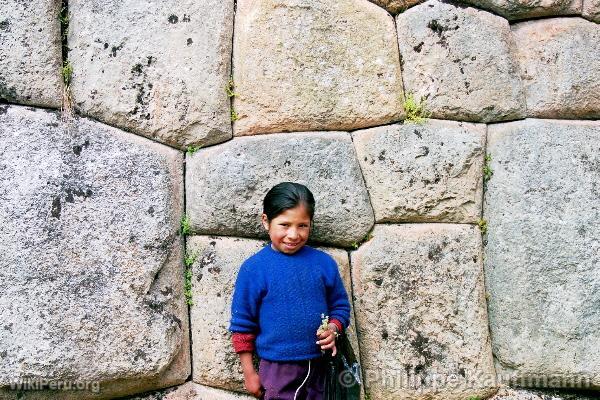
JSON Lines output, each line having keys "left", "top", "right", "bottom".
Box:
{"left": 186, "top": 145, "right": 202, "bottom": 155}
{"left": 483, "top": 153, "right": 493, "bottom": 183}
{"left": 230, "top": 107, "right": 239, "bottom": 122}
{"left": 59, "top": 2, "right": 73, "bottom": 122}
{"left": 477, "top": 218, "right": 488, "bottom": 235}
{"left": 402, "top": 92, "right": 431, "bottom": 125}
{"left": 183, "top": 251, "right": 198, "bottom": 306}
{"left": 180, "top": 214, "right": 192, "bottom": 236}
{"left": 225, "top": 77, "right": 237, "bottom": 98}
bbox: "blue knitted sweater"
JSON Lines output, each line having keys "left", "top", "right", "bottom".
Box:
{"left": 229, "top": 244, "right": 351, "bottom": 361}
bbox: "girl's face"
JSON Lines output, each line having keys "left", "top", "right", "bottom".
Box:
{"left": 261, "top": 204, "right": 311, "bottom": 254}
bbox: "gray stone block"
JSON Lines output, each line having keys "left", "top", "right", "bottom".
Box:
{"left": 353, "top": 119, "right": 486, "bottom": 223}
{"left": 0, "top": 0, "right": 62, "bottom": 107}
{"left": 0, "top": 105, "right": 189, "bottom": 399}
{"left": 512, "top": 18, "right": 600, "bottom": 119}
{"left": 582, "top": 0, "right": 600, "bottom": 22}
{"left": 185, "top": 132, "right": 375, "bottom": 247}
{"left": 351, "top": 224, "right": 496, "bottom": 400}
{"left": 69, "top": 0, "right": 234, "bottom": 149}
{"left": 457, "top": 0, "right": 582, "bottom": 20}
{"left": 484, "top": 118, "right": 600, "bottom": 390}
{"left": 396, "top": 0, "right": 526, "bottom": 123}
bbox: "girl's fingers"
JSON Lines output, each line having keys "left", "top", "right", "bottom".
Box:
{"left": 332, "top": 345, "right": 337, "bottom": 357}
{"left": 320, "top": 339, "right": 336, "bottom": 350}
{"left": 316, "top": 335, "right": 334, "bottom": 346}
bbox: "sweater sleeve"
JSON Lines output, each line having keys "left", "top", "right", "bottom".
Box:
{"left": 229, "top": 260, "right": 264, "bottom": 333}
{"left": 325, "top": 256, "right": 351, "bottom": 330}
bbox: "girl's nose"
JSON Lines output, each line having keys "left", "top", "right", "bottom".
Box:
{"left": 287, "top": 228, "right": 299, "bottom": 239}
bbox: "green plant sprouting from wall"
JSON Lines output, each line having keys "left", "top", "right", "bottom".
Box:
{"left": 180, "top": 214, "right": 191, "bottom": 236}
{"left": 59, "top": 2, "right": 74, "bottom": 121}
{"left": 183, "top": 251, "right": 198, "bottom": 306}
{"left": 483, "top": 154, "right": 493, "bottom": 183}
{"left": 186, "top": 145, "right": 202, "bottom": 155}
{"left": 62, "top": 61, "right": 73, "bottom": 86}
{"left": 226, "top": 77, "right": 240, "bottom": 122}
{"left": 225, "top": 77, "right": 237, "bottom": 98}
{"left": 402, "top": 92, "right": 431, "bottom": 124}
{"left": 478, "top": 218, "right": 488, "bottom": 235}
{"left": 349, "top": 229, "right": 374, "bottom": 250}
{"left": 230, "top": 108, "right": 239, "bottom": 122}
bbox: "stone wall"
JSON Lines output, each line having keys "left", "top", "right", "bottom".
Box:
{"left": 0, "top": 0, "right": 598, "bottom": 399}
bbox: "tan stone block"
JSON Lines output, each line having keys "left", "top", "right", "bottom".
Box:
{"left": 232, "top": 0, "right": 404, "bottom": 136}
{"left": 351, "top": 224, "right": 496, "bottom": 400}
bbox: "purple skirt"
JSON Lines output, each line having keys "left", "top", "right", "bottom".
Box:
{"left": 259, "top": 356, "right": 327, "bottom": 400}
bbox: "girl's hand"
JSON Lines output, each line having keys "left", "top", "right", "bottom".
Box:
{"left": 316, "top": 323, "right": 338, "bottom": 356}
{"left": 243, "top": 370, "right": 264, "bottom": 398}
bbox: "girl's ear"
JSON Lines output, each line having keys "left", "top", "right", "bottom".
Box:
{"left": 261, "top": 213, "right": 270, "bottom": 231}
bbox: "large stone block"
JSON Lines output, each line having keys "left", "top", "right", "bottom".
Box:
{"left": 0, "top": 0, "right": 62, "bottom": 107}
{"left": 69, "top": 0, "right": 234, "bottom": 149}
{"left": 187, "top": 237, "right": 357, "bottom": 393}
{"left": 232, "top": 0, "right": 404, "bottom": 136}
{"left": 351, "top": 224, "right": 496, "bottom": 400}
{"left": 456, "top": 0, "right": 582, "bottom": 20}
{"left": 396, "top": 0, "right": 526, "bottom": 123}
{"left": 352, "top": 120, "right": 486, "bottom": 223}
{"left": 368, "top": 0, "right": 423, "bottom": 14}
{"left": 128, "top": 382, "right": 255, "bottom": 400}
{"left": 583, "top": 0, "right": 600, "bottom": 21}
{"left": 186, "top": 132, "right": 374, "bottom": 247}
{"left": 512, "top": 18, "right": 600, "bottom": 119}
{"left": 489, "top": 387, "right": 600, "bottom": 400}
{"left": 187, "top": 236, "right": 266, "bottom": 392}
{"left": 484, "top": 119, "right": 600, "bottom": 390}
{"left": 0, "top": 105, "right": 189, "bottom": 399}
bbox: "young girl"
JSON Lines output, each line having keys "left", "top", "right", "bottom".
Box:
{"left": 229, "top": 182, "right": 352, "bottom": 400}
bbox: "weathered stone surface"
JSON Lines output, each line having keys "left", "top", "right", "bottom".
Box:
{"left": 368, "top": 0, "right": 423, "bottom": 14}
{"left": 457, "top": 0, "right": 582, "bottom": 20}
{"left": 186, "top": 132, "right": 374, "bottom": 247}
{"left": 396, "top": 0, "right": 526, "bottom": 123}
{"left": 582, "top": 0, "right": 600, "bottom": 21}
{"left": 0, "top": 0, "right": 62, "bottom": 107}
{"left": 187, "top": 237, "right": 358, "bottom": 392}
{"left": 69, "top": 0, "right": 234, "bottom": 149}
{"left": 0, "top": 105, "right": 189, "bottom": 399}
{"left": 351, "top": 224, "right": 496, "bottom": 400}
{"left": 512, "top": 18, "right": 600, "bottom": 119}
{"left": 489, "top": 387, "right": 600, "bottom": 400}
{"left": 127, "top": 382, "right": 256, "bottom": 400}
{"left": 168, "top": 383, "right": 256, "bottom": 400}
{"left": 187, "top": 236, "right": 266, "bottom": 392}
{"left": 484, "top": 119, "right": 600, "bottom": 390}
{"left": 352, "top": 120, "right": 486, "bottom": 223}
{"left": 314, "top": 246, "right": 362, "bottom": 387}
{"left": 232, "top": 0, "right": 404, "bottom": 136}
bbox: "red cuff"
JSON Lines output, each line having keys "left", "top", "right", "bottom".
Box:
{"left": 330, "top": 318, "right": 344, "bottom": 334}
{"left": 232, "top": 332, "right": 256, "bottom": 353}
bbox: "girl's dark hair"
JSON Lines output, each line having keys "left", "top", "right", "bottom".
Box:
{"left": 263, "top": 182, "right": 315, "bottom": 221}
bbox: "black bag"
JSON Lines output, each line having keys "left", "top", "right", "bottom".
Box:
{"left": 323, "top": 332, "right": 362, "bottom": 400}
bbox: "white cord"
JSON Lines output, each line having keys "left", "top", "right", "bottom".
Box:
{"left": 293, "top": 359, "right": 311, "bottom": 400}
